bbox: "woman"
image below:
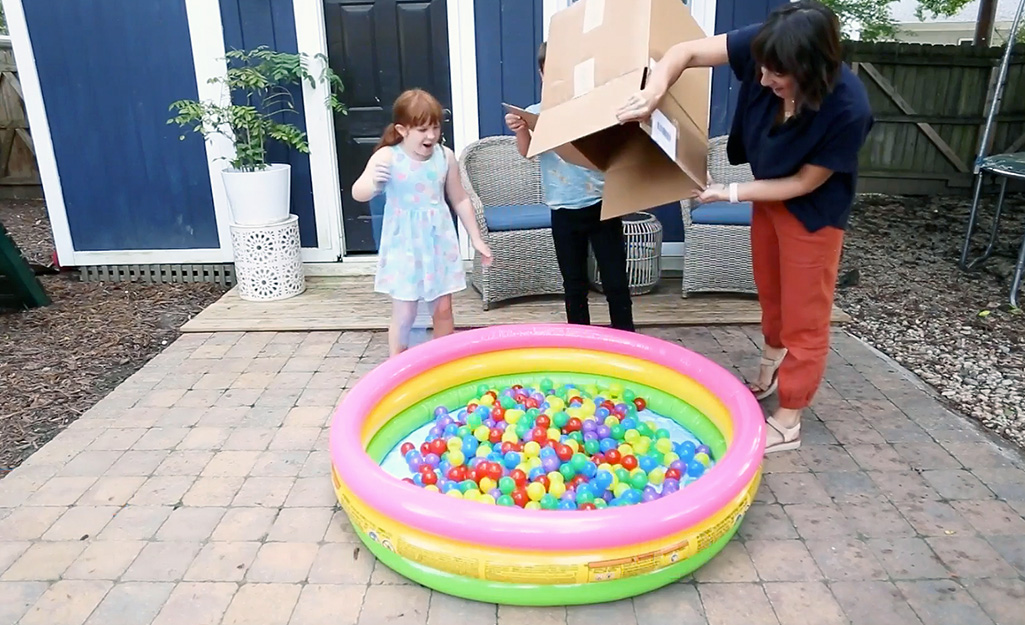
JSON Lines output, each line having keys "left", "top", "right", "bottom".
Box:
{"left": 617, "top": 1, "right": 873, "bottom": 453}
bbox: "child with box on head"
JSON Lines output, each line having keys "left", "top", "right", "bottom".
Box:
{"left": 505, "top": 42, "right": 635, "bottom": 333}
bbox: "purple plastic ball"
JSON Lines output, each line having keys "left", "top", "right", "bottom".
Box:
{"left": 582, "top": 419, "right": 597, "bottom": 433}
{"left": 433, "top": 406, "right": 448, "bottom": 417}
{"left": 542, "top": 457, "right": 560, "bottom": 472}
{"left": 669, "top": 460, "right": 685, "bottom": 473}
{"left": 423, "top": 453, "right": 440, "bottom": 468}
{"left": 596, "top": 425, "right": 611, "bottom": 439}
{"left": 662, "top": 481, "right": 680, "bottom": 495}
{"left": 407, "top": 457, "right": 423, "bottom": 472}
{"left": 696, "top": 444, "right": 711, "bottom": 457}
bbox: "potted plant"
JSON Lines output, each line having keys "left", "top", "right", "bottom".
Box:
{"left": 168, "top": 46, "right": 345, "bottom": 226}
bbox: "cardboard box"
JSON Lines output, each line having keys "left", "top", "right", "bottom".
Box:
{"left": 526, "top": 0, "right": 710, "bottom": 220}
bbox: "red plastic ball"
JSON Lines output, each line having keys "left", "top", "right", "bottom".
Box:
{"left": 665, "top": 468, "right": 681, "bottom": 480}
{"left": 421, "top": 470, "right": 437, "bottom": 486}
{"left": 555, "top": 444, "right": 574, "bottom": 462}
{"left": 570, "top": 475, "right": 589, "bottom": 489}
{"left": 605, "top": 449, "right": 622, "bottom": 464}
{"left": 402, "top": 477, "right": 415, "bottom": 485}
{"left": 601, "top": 400, "right": 616, "bottom": 412}
{"left": 591, "top": 453, "right": 605, "bottom": 465}
{"left": 429, "top": 439, "right": 447, "bottom": 456}
{"left": 485, "top": 462, "right": 504, "bottom": 481}
{"left": 511, "top": 384, "right": 523, "bottom": 391}
{"left": 510, "top": 469, "right": 527, "bottom": 487}
{"left": 419, "top": 442, "right": 431, "bottom": 455}
{"left": 579, "top": 503, "right": 596, "bottom": 510}
{"left": 484, "top": 390, "right": 498, "bottom": 402}
{"left": 491, "top": 406, "right": 505, "bottom": 421}
{"left": 565, "top": 418, "right": 583, "bottom": 433}
{"left": 400, "top": 442, "right": 415, "bottom": 455}
{"left": 535, "top": 415, "right": 551, "bottom": 429}
{"left": 447, "top": 467, "right": 464, "bottom": 482}
{"left": 530, "top": 427, "right": 548, "bottom": 443}
{"left": 535, "top": 475, "right": 551, "bottom": 490}
{"left": 511, "top": 488, "right": 529, "bottom": 507}
{"left": 524, "top": 397, "right": 540, "bottom": 409}
{"left": 489, "top": 428, "right": 503, "bottom": 444}
{"left": 621, "top": 455, "right": 638, "bottom": 471}
{"left": 633, "top": 397, "right": 647, "bottom": 411}
{"left": 500, "top": 442, "right": 515, "bottom": 454}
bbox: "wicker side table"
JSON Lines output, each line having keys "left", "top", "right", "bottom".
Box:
{"left": 588, "top": 211, "right": 663, "bottom": 295}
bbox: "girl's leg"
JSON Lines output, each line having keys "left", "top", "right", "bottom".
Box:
{"left": 588, "top": 208, "right": 635, "bottom": 332}
{"left": 389, "top": 299, "right": 419, "bottom": 357}
{"left": 550, "top": 207, "right": 593, "bottom": 326}
{"left": 429, "top": 295, "right": 455, "bottom": 339}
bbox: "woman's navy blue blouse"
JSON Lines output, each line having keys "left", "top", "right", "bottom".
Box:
{"left": 725, "top": 24, "right": 874, "bottom": 232}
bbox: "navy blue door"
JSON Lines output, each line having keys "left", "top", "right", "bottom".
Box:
{"left": 325, "top": 0, "right": 454, "bottom": 254}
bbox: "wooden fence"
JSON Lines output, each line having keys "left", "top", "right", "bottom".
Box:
{"left": 0, "top": 38, "right": 41, "bottom": 199}
{"left": 847, "top": 40, "right": 1025, "bottom": 195}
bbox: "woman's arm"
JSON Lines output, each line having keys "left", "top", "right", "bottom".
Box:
{"left": 696, "top": 164, "right": 834, "bottom": 204}
{"left": 617, "top": 34, "right": 730, "bottom": 122}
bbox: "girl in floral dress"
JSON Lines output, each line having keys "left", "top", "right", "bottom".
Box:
{"left": 352, "top": 89, "right": 493, "bottom": 357}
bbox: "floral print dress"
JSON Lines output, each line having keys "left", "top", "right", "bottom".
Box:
{"left": 374, "top": 144, "right": 466, "bottom": 302}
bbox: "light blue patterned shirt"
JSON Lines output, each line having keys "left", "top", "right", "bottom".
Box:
{"left": 526, "top": 103, "right": 605, "bottom": 210}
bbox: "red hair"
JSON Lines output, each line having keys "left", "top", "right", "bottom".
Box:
{"left": 373, "top": 89, "right": 444, "bottom": 153}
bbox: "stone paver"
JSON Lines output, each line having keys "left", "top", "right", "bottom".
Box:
{"left": 2, "top": 327, "right": 1025, "bottom": 624}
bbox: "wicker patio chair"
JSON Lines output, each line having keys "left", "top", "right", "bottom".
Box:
{"left": 681, "top": 135, "right": 758, "bottom": 297}
{"left": 459, "top": 136, "right": 564, "bottom": 310}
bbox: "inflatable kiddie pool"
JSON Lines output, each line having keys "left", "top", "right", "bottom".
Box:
{"left": 329, "top": 324, "right": 765, "bottom": 605}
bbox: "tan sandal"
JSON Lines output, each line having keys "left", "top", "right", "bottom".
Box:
{"left": 748, "top": 348, "right": 787, "bottom": 400}
{"left": 765, "top": 416, "right": 801, "bottom": 454}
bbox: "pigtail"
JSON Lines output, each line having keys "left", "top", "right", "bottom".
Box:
{"left": 373, "top": 123, "right": 403, "bottom": 153}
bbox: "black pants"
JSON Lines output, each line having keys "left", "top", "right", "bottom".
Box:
{"left": 550, "top": 202, "right": 634, "bottom": 332}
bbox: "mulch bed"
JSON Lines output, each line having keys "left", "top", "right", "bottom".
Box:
{"left": 836, "top": 191, "right": 1025, "bottom": 448}
{"left": 1, "top": 199, "right": 226, "bottom": 475}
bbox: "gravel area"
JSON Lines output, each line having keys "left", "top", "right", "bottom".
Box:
{"left": 836, "top": 192, "right": 1025, "bottom": 448}
{"left": 0, "top": 199, "right": 227, "bottom": 475}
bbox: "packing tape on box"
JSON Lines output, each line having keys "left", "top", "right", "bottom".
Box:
{"left": 583, "top": 0, "right": 605, "bottom": 33}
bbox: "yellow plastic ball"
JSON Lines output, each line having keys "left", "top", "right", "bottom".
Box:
{"left": 581, "top": 399, "right": 596, "bottom": 416}
{"left": 523, "top": 441, "right": 541, "bottom": 458}
{"left": 548, "top": 481, "right": 566, "bottom": 498}
{"left": 526, "top": 482, "right": 546, "bottom": 501}
{"left": 655, "top": 438, "right": 673, "bottom": 454}
{"left": 447, "top": 438, "right": 462, "bottom": 452}
{"left": 475, "top": 446, "right": 491, "bottom": 459}
{"left": 598, "top": 463, "right": 614, "bottom": 474}
{"left": 479, "top": 477, "right": 496, "bottom": 493}
{"left": 565, "top": 439, "right": 580, "bottom": 452}
{"left": 474, "top": 425, "right": 490, "bottom": 442}
{"left": 547, "top": 471, "right": 564, "bottom": 484}
{"left": 502, "top": 430, "right": 519, "bottom": 444}
{"left": 464, "top": 489, "right": 481, "bottom": 501}
{"left": 613, "top": 483, "right": 630, "bottom": 498}
{"left": 644, "top": 420, "right": 657, "bottom": 433}
{"left": 479, "top": 394, "right": 494, "bottom": 406}
{"left": 663, "top": 452, "right": 680, "bottom": 466}
{"left": 446, "top": 489, "right": 464, "bottom": 498}
{"left": 633, "top": 438, "right": 651, "bottom": 455}
{"left": 629, "top": 467, "right": 645, "bottom": 478}
{"left": 695, "top": 452, "right": 711, "bottom": 467}
{"left": 604, "top": 416, "right": 620, "bottom": 427}
{"left": 608, "top": 382, "right": 624, "bottom": 398}
{"left": 547, "top": 427, "right": 561, "bottom": 441}
{"left": 624, "top": 429, "right": 640, "bottom": 443}
{"left": 448, "top": 450, "right": 465, "bottom": 467}
{"left": 528, "top": 457, "right": 542, "bottom": 470}
{"left": 478, "top": 494, "right": 496, "bottom": 505}
{"left": 424, "top": 484, "right": 440, "bottom": 493}
{"left": 525, "top": 501, "right": 542, "bottom": 510}
{"left": 584, "top": 384, "right": 599, "bottom": 397}
{"left": 618, "top": 443, "right": 634, "bottom": 457}
{"left": 547, "top": 396, "right": 565, "bottom": 411}
{"left": 648, "top": 467, "right": 666, "bottom": 485}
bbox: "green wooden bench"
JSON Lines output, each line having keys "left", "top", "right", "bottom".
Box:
{"left": 0, "top": 220, "right": 50, "bottom": 309}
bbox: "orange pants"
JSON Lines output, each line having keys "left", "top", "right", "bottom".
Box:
{"left": 751, "top": 201, "right": 844, "bottom": 410}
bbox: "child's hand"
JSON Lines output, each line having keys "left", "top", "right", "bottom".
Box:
{"left": 505, "top": 113, "right": 527, "bottom": 133}
{"left": 473, "top": 238, "right": 494, "bottom": 267}
{"left": 372, "top": 160, "right": 391, "bottom": 188}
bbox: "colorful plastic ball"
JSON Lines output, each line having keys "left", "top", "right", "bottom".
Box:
{"left": 526, "top": 482, "right": 546, "bottom": 502}
{"left": 687, "top": 460, "right": 706, "bottom": 478}
{"left": 540, "top": 494, "right": 558, "bottom": 510}
{"left": 497, "top": 494, "right": 515, "bottom": 506}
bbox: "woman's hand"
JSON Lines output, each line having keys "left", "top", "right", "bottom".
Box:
{"left": 473, "top": 238, "right": 494, "bottom": 267}
{"left": 615, "top": 87, "right": 663, "bottom": 124}
{"left": 692, "top": 183, "right": 729, "bottom": 204}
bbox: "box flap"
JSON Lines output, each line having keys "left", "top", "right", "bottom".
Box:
{"left": 648, "top": 0, "right": 711, "bottom": 136}
{"left": 599, "top": 130, "right": 703, "bottom": 220}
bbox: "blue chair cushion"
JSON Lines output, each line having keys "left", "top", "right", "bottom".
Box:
{"left": 690, "top": 200, "right": 753, "bottom": 226}
{"left": 483, "top": 203, "right": 552, "bottom": 231}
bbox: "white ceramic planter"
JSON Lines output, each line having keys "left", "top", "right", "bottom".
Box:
{"left": 221, "top": 163, "right": 292, "bottom": 226}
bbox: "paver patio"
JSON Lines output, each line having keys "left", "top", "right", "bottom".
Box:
{"left": 1, "top": 326, "right": 1024, "bottom": 625}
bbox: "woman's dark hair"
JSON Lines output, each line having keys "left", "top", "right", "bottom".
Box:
{"left": 751, "top": 0, "right": 843, "bottom": 111}
{"left": 538, "top": 41, "right": 547, "bottom": 72}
